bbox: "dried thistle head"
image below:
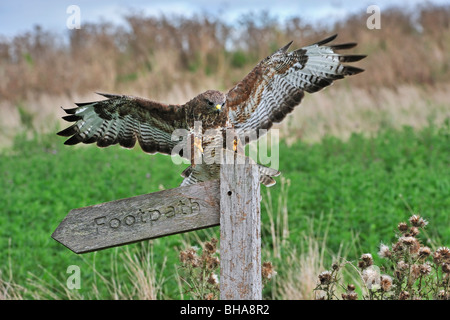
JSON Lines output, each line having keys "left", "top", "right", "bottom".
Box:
{"left": 410, "top": 226, "right": 420, "bottom": 236}
{"left": 362, "top": 266, "right": 380, "bottom": 289}
{"left": 380, "top": 275, "right": 393, "bottom": 292}
{"left": 205, "top": 292, "right": 215, "bottom": 300}
{"left": 442, "top": 263, "right": 450, "bottom": 274}
{"left": 435, "top": 247, "right": 450, "bottom": 263}
{"left": 399, "top": 236, "right": 420, "bottom": 254}
{"left": 420, "top": 262, "right": 432, "bottom": 275}
{"left": 182, "top": 247, "right": 201, "bottom": 268}
{"left": 342, "top": 291, "right": 358, "bottom": 300}
{"left": 438, "top": 290, "right": 450, "bottom": 300}
{"left": 204, "top": 239, "right": 217, "bottom": 255}
{"left": 392, "top": 241, "right": 404, "bottom": 253}
{"left": 206, "top": 255, "right": 220, "bottom": 270}
{"left": 318, "top": 270, "right": 332, "bottom": 285}
{"left": 315, "top": 291, "right": 326, "bottom": 300}
{"left": 410, "top": 264, "right": 421, "bottom": 280}
{"left": 262, "top": 261, "right": 277, "bottom": 280}
{"left": 378, "top": 243, "right": 391, "bottom": 259}
{"left": 341, "top": 284, "right": 358, "bottom": 301}
{"left": 418, "top": 246, "right": 431, "bottom": 260}
{"left": 358, "top": 253, "right": 374, "bottom": 269}
{"left": 180, "top": 247, "right": 200, "bottom": 267}
{"left": 409, "top": 215, "right": 428, "bottom": 228}
{"left": 399, "top": 236, "right": 416, "bottom": 246}
{"left": 179, "top": 250, "right": 188, "bottom": 264}
{"left": 207, "top": 273, "right": 219, "bottom": 285}
{"left": 362, "top": 253, "right": 373, "bottom": 262}
{"left": 331, "top": 262, "right": 340, "bottom": 271}
{"left": 399, "top": 291, "right": 410, "bottom": 300}
{"left": 397, "top": 260, "right": 409, "bottom": 271}
{"left": 398, "top": 222, "right": 408, "bottom": 233}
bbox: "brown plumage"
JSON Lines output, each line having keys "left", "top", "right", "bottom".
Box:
{"left": 58, "top": 34, "right": 366, "bottom": 186}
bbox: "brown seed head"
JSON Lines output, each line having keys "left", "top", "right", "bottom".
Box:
{"left": 359, "top": 253, "right": 373, "bottom": 269}
{"left": 436, "top": 247, "right": 450, "bottom": 262}
{"left": 318, "top": 271, "right": 332, "bottom": 285}
{"left": 380, "top": 275, "right": 393, "bottom": 292}
{"left": 409, "top": 215, "right": 428, "bottom": 228}
{"left": 410, "top": 227, "right": 420, "bottom": 236}
{"left": 207, "top": 273, "right": 219, "bottom": 285}
{"left": 206, "top": 256, "right": 220, "bottom": 270}
{"left": 378, "top": 243, "right": 391, "bottom": 259}
{"left": 438, "top": 290, "right": 449, "bottom": 300}
{"left": 410, "top": 264, "right": 421, "bottom": 280}
{"left": 179, "top": 250, "right": 187, "bottom": 264}
{"left": 398, "top": 222, "right": 408, "bottom": 232}
{"left": 399, "top": 236, "right": 420, "bottom": 254}
{"left": 204, "top": 241, "right": 216, "bottom": 254}
{"left": 399, "top": 291, "right": 410, "bottom": 300}
{"left": 420, "top": 262, "right": 432, "bottom": 275}
{"left": 400, "top": 236, "right": 416, "bottom": 246}
{"left": 262, "top": 261, "right": 276, "bottom": 280}
{"left": 205, "top": 292, "right": 215, "bottom": 300}
{"left": 342, "top": 291, "right": 358, "bottom": 300}
{"left": 418, "top": 246, "right": 431, "bottom": 259}
{"left": 397, "top": 260, "right": 409, "bottom": 271}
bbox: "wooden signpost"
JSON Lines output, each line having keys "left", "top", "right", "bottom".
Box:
{"left": 219, "top": 154, "right": 262, "bottom": 300}
{"left": 52, "top": 152, "right": 262, "bottom": 300}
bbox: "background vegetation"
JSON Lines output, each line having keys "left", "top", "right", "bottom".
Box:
{"left": 0, "top": 4, "right": 449, "bottom": 299}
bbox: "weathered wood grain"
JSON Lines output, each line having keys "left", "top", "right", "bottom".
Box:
{"left": 52, "top": 179, "right": 220, "bottom": 254}
{"left": 219, "top": 151, "right": 262, "bottom": 300}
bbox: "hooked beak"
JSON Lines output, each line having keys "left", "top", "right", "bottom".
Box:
{"left": 215, "top": 104, "right": 222, "bottom": 111}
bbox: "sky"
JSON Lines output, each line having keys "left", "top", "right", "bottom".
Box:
{"left": 0, "top": 0, "right": 449, "bottom": 38}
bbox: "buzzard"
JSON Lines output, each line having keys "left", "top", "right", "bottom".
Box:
{"left": 58, "top": 34, "right": 365, "bottom": 187}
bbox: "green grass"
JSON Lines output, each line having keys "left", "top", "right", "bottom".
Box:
{"left": 0, "top": 122, "right": 449, "bottom": 299}
{"left": 277, "top": 123, "right": 450, "bottom": 253}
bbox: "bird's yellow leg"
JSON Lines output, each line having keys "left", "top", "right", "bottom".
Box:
{"left": 194, "top": 136, "right": 204, "bottom": 153}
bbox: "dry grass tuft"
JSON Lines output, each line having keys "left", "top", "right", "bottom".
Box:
{"left": 1, "top": 241, "right": 166, "bottom": 300}
{"left": 0, "top": 270, "right": 25, "bottom": 300}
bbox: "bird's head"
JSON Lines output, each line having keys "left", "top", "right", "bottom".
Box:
{"left": 198, "top": 90, "right": 226, "bottom": 115}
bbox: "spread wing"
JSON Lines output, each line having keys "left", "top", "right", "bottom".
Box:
{"left": 57, "top": 93, "right": 188, "bottom": 155}
{"left": 225, "top": 34, "right": 366, "bottom": 138}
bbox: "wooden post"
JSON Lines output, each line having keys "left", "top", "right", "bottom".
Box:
{"left": 219, "top": 151, "right": 262, "bottom": 300}
{"left": 52, "top": 150, "right": 264, "bottom": 300}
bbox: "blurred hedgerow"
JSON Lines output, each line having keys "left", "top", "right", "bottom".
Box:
{"left": 315, "top": 215, "right": 449, "bottom": 300}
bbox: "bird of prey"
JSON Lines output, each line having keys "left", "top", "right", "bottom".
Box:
{"left": 58, "top": 34, "right": 365, "bottom": 187}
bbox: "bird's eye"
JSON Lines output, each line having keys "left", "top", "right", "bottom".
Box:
{"left": 207, "top": 100, "right": 214, "bottom": 106}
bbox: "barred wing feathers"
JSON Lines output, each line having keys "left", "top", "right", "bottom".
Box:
{"left": 225, "top": 34, "right": 366, "bottom": 135}
{"left": 57, "top": 93, "right": 188, "bottom": 155}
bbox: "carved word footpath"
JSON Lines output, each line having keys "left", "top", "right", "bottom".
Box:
{"left": 94, "top": 198, "right": 200, "bottom": 233}
{"left": 52, "top": 180, "right": 220, "bottom": 254}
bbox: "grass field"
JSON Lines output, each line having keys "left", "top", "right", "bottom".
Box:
{"left": 1, "top": 118, "right": 448, "bottom": 299}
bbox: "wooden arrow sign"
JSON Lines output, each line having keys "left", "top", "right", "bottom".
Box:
{"left": 52, "top": 179, "right": 220, "bottom": 254}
